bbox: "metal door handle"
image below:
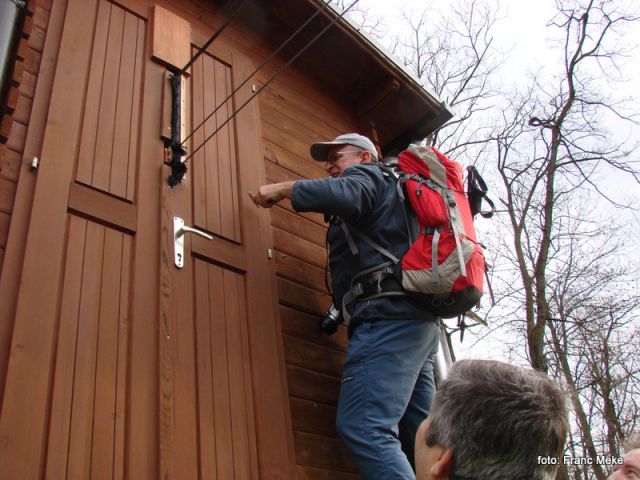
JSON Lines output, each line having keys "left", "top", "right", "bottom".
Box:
{"left": 173, "top": 217, "right": 213, "bottom": 268}
{"left": 177, "top": 224, "right": 214, "bottom": 240}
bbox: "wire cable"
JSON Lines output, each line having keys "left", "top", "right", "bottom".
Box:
{"left": 182, "top": 0, "right": 334, "bottom": 146}
{"left": 179, "top": 0, "right": 247, "bottom": 76}
{"left": 184, "top": 0, "right": 359, "bottom": 163}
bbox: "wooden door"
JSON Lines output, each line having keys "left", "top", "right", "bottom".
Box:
{"left": 0, "top": 0, "right": 293, "bottom": 478}
{"left": 158, "top": 38, "right": 295, "bottom": 478}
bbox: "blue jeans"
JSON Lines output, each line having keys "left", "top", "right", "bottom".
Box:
{"left": 336, "top": 318, "right": 439, "bottom": 480}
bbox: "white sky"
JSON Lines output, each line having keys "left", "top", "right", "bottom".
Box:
{"left": 361, "top": 0, "right": 639, "bottom": 90}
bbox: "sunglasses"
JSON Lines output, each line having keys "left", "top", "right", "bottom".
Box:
{"left": 326, "top": 150, "right": 363, "bottom": 162}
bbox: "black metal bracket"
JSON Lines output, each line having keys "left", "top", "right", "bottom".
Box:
{"left": 165, "top": 72, "right": 187, "bottom": 187}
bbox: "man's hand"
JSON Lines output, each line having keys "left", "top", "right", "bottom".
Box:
{"left": 251, "top": 181, "right": 295, "bottom": 208}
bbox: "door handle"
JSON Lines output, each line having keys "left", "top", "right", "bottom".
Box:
{"left": 173, "top": 217, "right": 213, "bottom": 268}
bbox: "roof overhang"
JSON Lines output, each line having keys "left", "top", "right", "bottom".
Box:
{"left": 223, "top": 0, "right": 454, "bottom": 155}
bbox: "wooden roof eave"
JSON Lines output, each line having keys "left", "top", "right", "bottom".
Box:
{"left": 222, "top": 0, "right": 454, "bottom": 152}
{"left": 306, "top": 0, "right": 455, "bottom": 154}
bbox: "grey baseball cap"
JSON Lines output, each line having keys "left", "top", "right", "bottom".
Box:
{"left": 310, "top": 133, "right": 379, "bottom": 162}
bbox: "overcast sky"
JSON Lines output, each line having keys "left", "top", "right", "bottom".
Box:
{"left": 359, "top": 0, "right": 639, "bottom": 90}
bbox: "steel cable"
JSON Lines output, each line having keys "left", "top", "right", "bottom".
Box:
{"left": 182, "top": 0, "right": 335, "bottom": 146}
{"left": 179, "top": 0, "right": 248, "bottom": 76}
{"left": 184, "top": 0, "right": 359, "bottom": 163}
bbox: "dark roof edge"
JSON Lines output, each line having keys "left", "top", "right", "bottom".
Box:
{"left": 311, "top": 0, "right": 455, "bottom": 128}
{"left": 382, "top": 105, "right": 454, "bottom": 156}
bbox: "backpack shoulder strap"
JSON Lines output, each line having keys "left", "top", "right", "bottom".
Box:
{"left": 342, "top": 222, "right": 400, "bottom": 264}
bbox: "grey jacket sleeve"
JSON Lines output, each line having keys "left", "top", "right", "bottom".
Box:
{"left": 290, "top": 164, "right": 382, "bottom": 222}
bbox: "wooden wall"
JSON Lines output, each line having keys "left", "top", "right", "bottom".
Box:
{"left": 0, "top": 0, "right": 51, "bottom": 276}
{"left": 258, "top": 66, "right": 363, "bottom": 479}
{"left": 0, "top": 0, "right": 54, "bottom": 410}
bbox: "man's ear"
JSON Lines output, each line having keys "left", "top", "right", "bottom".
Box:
{"left": 430, "top": 448, "right": 453, "bottom": 479}
{"left": 361, "top": 150, "right": 372, "bottom": 163}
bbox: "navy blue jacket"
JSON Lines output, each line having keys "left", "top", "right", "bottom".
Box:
{"left": 291, "top": 163, "right": 433, "bottom": 324}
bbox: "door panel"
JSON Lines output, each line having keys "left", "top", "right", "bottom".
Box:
{"left": 76, "top": 0, "right": 144, "bottom": 201}
{"left": 46, "top": 216, "right": 132, "bottom": 479}
{"left": 191, "top": 50, "right": 241, "bottom": 242}
{"left": 159, "top": 46, "right": 261, "bottom": 479}
{"left": 0, "top": 1, "right": 146, "bottom": 477}
{"left": 193, "top": 262, "right": 258, "bottom": 480}
{"left": 189, "top": 51, "right": 258, "bottom": 479}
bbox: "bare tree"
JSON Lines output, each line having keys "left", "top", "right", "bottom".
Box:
{"left": 540, "top": 210, "right": 640, "bottom": 479}
{"left": 487, "top": 1, "right": 640, "bottom": 477}
{"left": 494, "top": 0, "right": 639, "bottom": 371}
{"left": 392, "top": 0, "right": 502, "bottom": 159}
{"left": 329, "top": 0, "right": 386, "bottom": 38}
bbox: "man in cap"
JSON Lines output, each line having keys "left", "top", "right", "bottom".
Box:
{"left": 255, "top": 133, "right": 439, "bottom": 479}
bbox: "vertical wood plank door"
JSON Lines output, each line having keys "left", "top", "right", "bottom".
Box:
{"left": 158, "top": 43, "right": 294, "bottom": 479}
{"left": 0, "top": 1, "right": 157, "bottom": 478}
{"left": 0, "top": 1, "right": 293, "bottom": 478}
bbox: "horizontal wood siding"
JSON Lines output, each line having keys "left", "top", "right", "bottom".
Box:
{"left": 260, "top": 68, "right": 362, "bottom": 477}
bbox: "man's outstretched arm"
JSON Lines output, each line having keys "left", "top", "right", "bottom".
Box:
{"left": 253, "top": 181, "right": 296, "bottom": 208}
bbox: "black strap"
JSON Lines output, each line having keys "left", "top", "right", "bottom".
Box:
{"left": 340, "top": 222, "right": 360, "bottom": 255}
{"left": 466, "top": 166, "right": 495, "bottom": 219}
{"left": 341, "top": 269, "right": 407, "bottom": 324}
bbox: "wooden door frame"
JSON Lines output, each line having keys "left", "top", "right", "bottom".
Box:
{"left": 155, "top": 18, "right": 297, "bottom": 480}
{"left": 231, "top": 47, "right": 297, "bottom": 480}
{"left": 0, "top": 0, "right": 66, "bottom": 406}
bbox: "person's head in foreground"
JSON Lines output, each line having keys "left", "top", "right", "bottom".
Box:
{"left": 415, "top": 359, "right": 568, "bottom": 480}
{"left": 608, "top": 434, "right": 640, "bottom": 480}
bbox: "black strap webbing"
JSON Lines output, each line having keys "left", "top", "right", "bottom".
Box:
{"left": 466, "top": 166, "right": 495, "bottom": 219}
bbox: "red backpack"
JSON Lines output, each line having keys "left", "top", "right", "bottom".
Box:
{"left": 395, "top": 144, "right": 492, "bottom": 317}
{"left": 341, "top": 144, "right": 493, "bottom": 319}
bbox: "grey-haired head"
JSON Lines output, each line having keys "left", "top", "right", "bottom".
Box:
{"left": 417, "top": 359, "right": 568, "bottom": 480}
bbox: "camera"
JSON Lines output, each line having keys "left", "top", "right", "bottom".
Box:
{"left": 319, "top": 304, "right": 342, "bottom": 335}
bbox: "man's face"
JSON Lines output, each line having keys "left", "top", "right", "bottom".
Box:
{"left": 324, "top": 145, "right": 365, "bottom": 177}
{"left": 609, "top": 449, "right": 640, "bottom": 480}
{"left": 415, "top": 419, "right": 451, "bottom": 480}
{"left": 415, "top": 419, "right": 433, "bottom": 480}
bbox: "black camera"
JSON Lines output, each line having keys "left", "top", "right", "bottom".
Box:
{"left": 319, "top": 304, "right": 342, "bottom": 335}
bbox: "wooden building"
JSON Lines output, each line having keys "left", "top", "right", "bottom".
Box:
{"left": 0, "top": 0, "right": 452, "bottom": 478}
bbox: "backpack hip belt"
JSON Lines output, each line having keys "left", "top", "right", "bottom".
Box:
{"left": 341, "top": 266, "right": 408, "bottom": 325}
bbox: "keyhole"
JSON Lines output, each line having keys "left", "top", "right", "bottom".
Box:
{"left": 177, "top": 253, "right": 182, "bottom": 263}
